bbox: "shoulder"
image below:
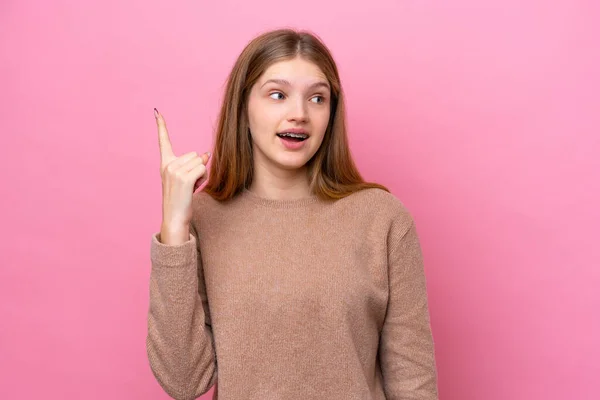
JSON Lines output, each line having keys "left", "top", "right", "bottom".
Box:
{"left": 341, "top": 187, "right": 414, "bottom": 228}
{"left": 192, "top": 189, "right": 220, "bottom": 209}
{"left": 340, "top": 188, "right": 419, "bottom": 258}
{"left": 188, "top": 190, "right": 227, "bottom": 233}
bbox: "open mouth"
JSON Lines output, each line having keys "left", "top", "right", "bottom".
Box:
{"left": 276, "top": 132, "right": 309, "bottom": 142}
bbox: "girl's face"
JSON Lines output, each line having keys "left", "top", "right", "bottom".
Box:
{"left": 247, "top": 57, "right": 331, "bottom": 173}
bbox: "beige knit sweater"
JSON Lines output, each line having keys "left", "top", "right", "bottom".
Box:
{"left": 147, "top": 187, "right": 438, "bottom": 400}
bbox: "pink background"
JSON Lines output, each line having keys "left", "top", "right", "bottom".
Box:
{"left": 1, "top": 0, "right": 598, "bottom": 399}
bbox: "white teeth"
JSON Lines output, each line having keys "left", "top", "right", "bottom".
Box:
{"left": 278, "top": 132, "right": 308, "bottom": 139}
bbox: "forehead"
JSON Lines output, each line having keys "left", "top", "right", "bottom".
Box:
{"left": 259, "top": 57, "right": 327, "bottom": 85}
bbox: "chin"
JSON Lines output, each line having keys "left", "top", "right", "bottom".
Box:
{"left": 277, "top": 160, "right": 309, "bottom": 171}
{"left": 273, "top": 154, "right": 310, "bottom": 170}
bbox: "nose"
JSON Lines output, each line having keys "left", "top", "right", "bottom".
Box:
{"left": 287, "top": 96, "right": 309, "bottom": 123}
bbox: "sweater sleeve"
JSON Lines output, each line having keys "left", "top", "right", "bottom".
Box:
{"left": 379, "top": 216, "right": 439, "bottom": 400}
{"left": 146, "top": 221, "right": 218, "bottom": 400}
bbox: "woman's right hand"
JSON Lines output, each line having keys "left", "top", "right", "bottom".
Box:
{"left": 155, "top": 108, "right": 211, "bottom": 245}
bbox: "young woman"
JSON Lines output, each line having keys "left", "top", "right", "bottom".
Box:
{"left": 147, "top": 28, "right": 438, "bottom": 399}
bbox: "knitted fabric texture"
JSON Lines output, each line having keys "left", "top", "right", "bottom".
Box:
{"left": 147, "top": 188, "right": 438, "bottom": 400}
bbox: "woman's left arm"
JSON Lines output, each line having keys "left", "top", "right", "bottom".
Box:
{"left": 379, "top": 216, "right": 439, "bottom": 400}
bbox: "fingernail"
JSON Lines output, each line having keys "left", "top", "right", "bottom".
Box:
{"left": 154, "top": 108, "right": 159, "bottom": 118}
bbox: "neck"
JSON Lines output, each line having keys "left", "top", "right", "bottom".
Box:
{"left": 249, "top": 163, "right": 311, "bottom": 201}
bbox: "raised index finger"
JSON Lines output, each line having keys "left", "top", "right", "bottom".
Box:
{"left": 154, "top": 108, "right": 175, "bottom": 165}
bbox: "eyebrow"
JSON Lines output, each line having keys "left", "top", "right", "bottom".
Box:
{"left": 260, "top": 78, "right": 330, "bottom": 91}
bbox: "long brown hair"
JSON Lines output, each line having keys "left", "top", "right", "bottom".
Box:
{"left": 203, "top": 28, "right": 390, "bottom": 201}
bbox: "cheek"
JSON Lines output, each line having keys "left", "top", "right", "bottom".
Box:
{"left": 249, "top": 103, "right": 280, "bottom": 133}
{"left": 313, "top": 108, "right": 331, "bottom": 131}
{"left": 247, "top": 99, "right": 260, "bottom": 130}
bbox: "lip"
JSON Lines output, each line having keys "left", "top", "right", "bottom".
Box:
{"left": 278, "top": 135, "right": 309, "bottom": 150}
{"left": 277, "top": 128, "right": 309, "bottom": 136}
